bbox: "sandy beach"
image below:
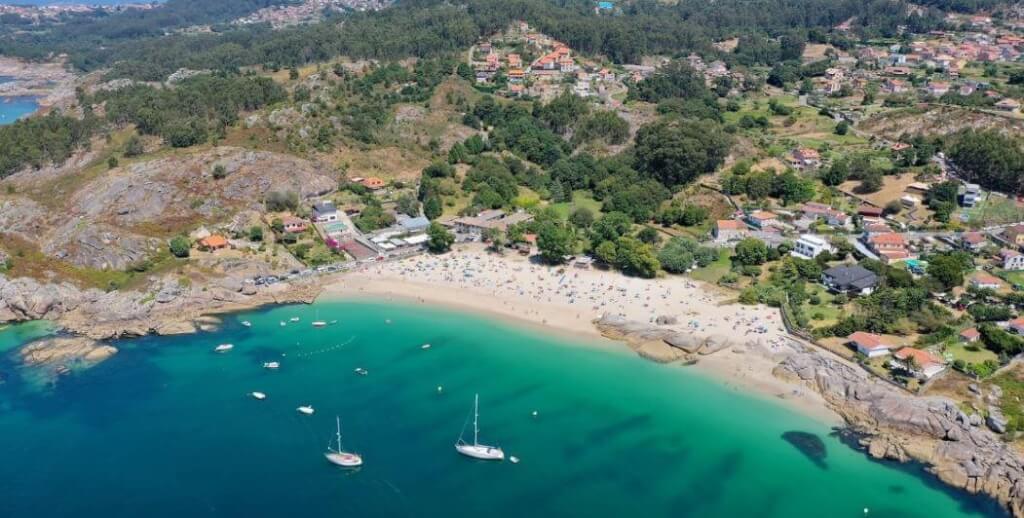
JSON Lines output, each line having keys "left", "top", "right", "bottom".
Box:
{"left": 324, "top": 244, "right": 842, "bottom": 424}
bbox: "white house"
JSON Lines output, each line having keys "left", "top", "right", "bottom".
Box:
{"left": 713, "top": 219, "right": 749, "bottom": 243}
{"left": 848, "top": 331, "right": 890, "bottom": 358}
{"left": 791, "top": 234, "right": 833, "bottom": 260}
{"left": 893, "top": 347, "right": 947, "bottom": 380}
{"left": 1001, "top": 249, "right": 1024, "bottom": 271}
{"left": 312, "top": 201, "right": 339, "bottom": 223}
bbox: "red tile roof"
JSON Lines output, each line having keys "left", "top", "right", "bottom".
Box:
{"left": 716, "top": 220, "right": 746, "bottom": 230}
{"left": 962, "top": 232, "right": 985, "bottom": 244}
{"left": 869, "top": 233, "right": 906, "bottom": 246}
{"left": 972, "top": 272, "right": 1002, "bottom": 284}
{"left": 894, "top": 347, "right": 944, "bottom": 367}
{"left": 960, "top": 327, "right": 980, "bottom": 340}
{"left": 848, "top": 331, "right": 885, "bottom": 350}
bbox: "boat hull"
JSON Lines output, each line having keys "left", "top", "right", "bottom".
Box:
{"left": 456, "top": 443, "right": 505, "bottom": 461}
{"left": 325, "top": 452, "right": 363, "bottom": 467}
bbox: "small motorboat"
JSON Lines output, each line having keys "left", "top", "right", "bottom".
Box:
{"left": 214, "top": 343, "right": 234, "bottom": 353}
{"left": 421, "top": 343, "right": 431, "bottom": 350}
{"left": 250, "top": 391, "right": 267, "bottom": 400}
{"left": 510, "top": 456, "right": 520, "bottom": 464}
{"left": 241, "top": 321, "right": 252, "bottom": 327}
{"left": 280, "top": 321, "right": 286, "bottom": 327}
{"left": 312, "top": 321, "right": 327, "bottom": 328}
{"left": 263, "top": 362, "right": 280, "bottom": 370}
{"left": 297, "top": 405, "right": 315, "bottom": 415}
{"left": 290, "top": 317, "right": 300, "bottom": 323}
{"left": 55, "top": 365, "right": 71, "bottom": 376}
{"left": 354, "top": 368, "right": 368, "bottom": 376}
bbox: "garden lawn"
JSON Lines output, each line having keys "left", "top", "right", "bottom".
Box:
{"left": 687, "top": 252, "right": 732, "bottom": 284}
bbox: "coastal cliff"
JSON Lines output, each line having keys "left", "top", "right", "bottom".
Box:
{"left": 597, "top": 313, "right": 1024, "bottom": 518}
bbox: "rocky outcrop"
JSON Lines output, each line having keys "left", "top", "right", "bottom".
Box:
{"left": 0, "top": 271, "right": 322, "bottom": 339}
{"left": 19, "top": 336, "right": 117, "bottom": 367}
{"left": 775, "top": 353, "right": 1024, "bottom": 517}
{"left": 0, "top": 276, "right": 94, "bottom": 322}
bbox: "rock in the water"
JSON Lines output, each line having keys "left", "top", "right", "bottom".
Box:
{"left": 19, "top": 336, "right": 118, "bottom": 367}
{"left": 781, "top": 431, "right": 827, "bottom": 469}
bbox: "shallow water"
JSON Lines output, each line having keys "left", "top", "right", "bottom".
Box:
{"left": 0, "top": 300, "right": 1007, "bottom": 517}
{"left": 0, "top": 91, "right": 39, "bottom": 125}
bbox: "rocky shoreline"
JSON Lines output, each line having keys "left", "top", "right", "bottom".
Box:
{"left": 0, "top": 56, "right": 78, "bottom": 111}
{"left": 596, "top": 313, "right": 1024, "bottom": 518}
{"left": 0, "top": 272, "right": 322, "bottom": 340}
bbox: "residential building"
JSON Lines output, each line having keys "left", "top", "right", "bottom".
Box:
{"left": 893, "top": 347, "right": 947, "bottom": 379}
{"left": 866, "top": 233, "right": 909, "bottom": 262}
{"left": 960, "top": 327, "right": 980, "bottom": 343}
{"left": 1004, "top": 224, "right": 1024, "bottom": 247}
{"left": 396, "top": 214, "right": 430, "bottom": 233}
{"left": 713, "top": 220, "right": 749, "bottom": 243}
{"left": 451, "top": 210, "right": 534, "bottom": 238}
{"left": 198, "top": 235, "right": 228, "bottom": 251}
{"left": 1001, "top": 249, "right": 1024, "bottom": 271}
{"left": 969, "top": 272, "right": 1003, "bottom": 291}
{"left": 360, "top": 177, "right": 386, "bottom": 191}
{"left": 746, "top": 210, "right": 778, "bottom": 229}
{"left": 995, "top": 98, "right": 1021, "bottom": 112}
{"left": 961, "top": 183, "right": 982, "bottom": 208}
{"left": 847, "top": 331, "right": 890, "bottom": 358}
{"left": 882, "top": 78, "right": 908, "bottom": 94}
{"left": 960, "top": 231, "right": 987, "bottom": 252}
{"left": 926, "top": 81, "right": 950, "bottom": 96}
{"left": 312, "top": 201, "right": 339, "bottom": 223}
{"left": 858, "top": 205, "right": 884, "bottom": 218}
{"left": 822, "top": 265, "right": 880, "bottom": 295}
{"left": 1010, "top": 317, "right": 1024, "bottom": 335}
{"left": 282, "top": 216, "right": 307, "bottom": 234}
{"left": 791, "top": 234, "right": 833, "bottom": 259}
{"left": 790, "top": 148, "right": 821, "bottom": 168}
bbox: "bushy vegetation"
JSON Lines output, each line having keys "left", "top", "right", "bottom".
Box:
{"left": 0, "top": 111, "right": 97, "bottom": 178}
{"left": 96, "top": 73, "right": 286, "bottom": 147}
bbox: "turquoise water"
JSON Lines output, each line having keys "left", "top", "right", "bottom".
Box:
{"left": 0, "top": 300, "right": 1007, "bottom": 518}
{"left": 0, "top": 85, "right": 38, "bottom": 126}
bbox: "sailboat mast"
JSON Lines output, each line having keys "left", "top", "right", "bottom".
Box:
{"left": 473, "top": 394, "right": 480, "bottom": 446}
{"left": 335, "top": 416, "right": 342, "bottom": 453}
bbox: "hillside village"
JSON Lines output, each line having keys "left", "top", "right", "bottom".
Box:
{"left": 3, "top": 6, "right": 1024, "bottom": 446}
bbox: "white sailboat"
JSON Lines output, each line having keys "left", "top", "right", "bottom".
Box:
{"left": 241, "top": 321, "right": 252, "bottom": 327}
{"left": 214, "top": 343, "right": 234, "bottom": 353}
{"left": 455, "top": 394, "right": 505, "bottom": 461}
{"left": 325, "top": 416, "right": 363, "bottom": 467}
{"left": 297, "top": 405, "right": 315, "bottom": 415}
{"left": 263, "top": 361, "right": 280, "bottom": 370}
{"left": 250, "top": 391, "right": 267, "bottom": 400}
{"left": 311, "top": 310, "right": 327, "bottom": 328}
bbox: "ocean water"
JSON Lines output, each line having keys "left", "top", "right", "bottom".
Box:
{"left": 0, "top": 300, "right": 1007, "bottom": 518}
{"left": 0, "top": 77, "right": 38, "bottom": 125}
